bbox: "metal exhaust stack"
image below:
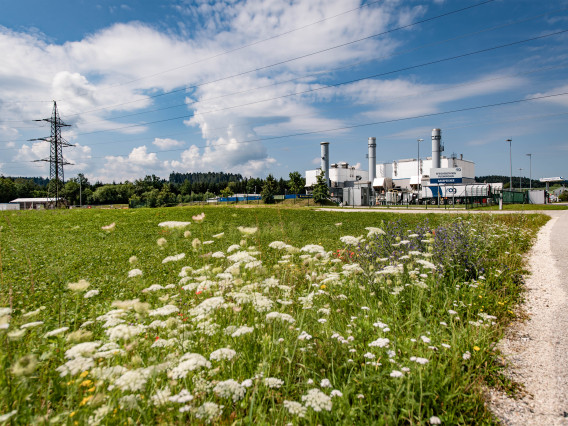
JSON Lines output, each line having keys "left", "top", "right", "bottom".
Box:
{"left": 368, "top": 137, "right": 376, "bottom": 184}
{"left": 320, "top": 141, "right": 330, "bottom": 187}
{"left": 431, "top": 129, "right": 442, "bottom": 169}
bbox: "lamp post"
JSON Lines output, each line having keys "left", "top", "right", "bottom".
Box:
{"left": 417, "top": 139, "right": 423, "bottom": 188}
{"left": 506, "top": 139, "right": 512, "bottom": 190}
{"left": 518, "top": 168, "right": 523, "bottom": 191}
{"left": 526, "top": 153, "right": 532, "bottom": 190}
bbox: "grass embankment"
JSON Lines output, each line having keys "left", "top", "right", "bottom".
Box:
{"left": 0, "top": 206, "right": 548, "bottom": 424}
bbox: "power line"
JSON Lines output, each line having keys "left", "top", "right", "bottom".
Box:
{"left": 3, "top": 90, "right": 565, "bottom": 166}
{"left": 55, "top": 0, "right": 496, "bottom": 118}
{"left": 48, "top": 7, "right": 565, "bottom": 128}
{"left": 59, "top": 29, "right": 568, "bottom": 138}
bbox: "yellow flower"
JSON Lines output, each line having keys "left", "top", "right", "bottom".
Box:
{"left": 80, "top": 395, "right": 93, "bottom": 406}
{"left": 320, "top": 284, "right": 326, "bottom": 290}
{"left": 69, "top": 412, "right": 76, "bottom": 418}
{"left": 80, "top": 380, "right": 93, "bottom": 387}
{"left": 79, "top": 371, "right": 89, "bottom": 378}
{"left": 473, "top": 346, "right": 480, "bottom": 351}
{"left": 88, "top": 386, "right": 96, "bottom": 393}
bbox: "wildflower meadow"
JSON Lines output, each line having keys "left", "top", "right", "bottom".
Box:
{"left": 0, "top": 207, "right": 548, "bottom": 424}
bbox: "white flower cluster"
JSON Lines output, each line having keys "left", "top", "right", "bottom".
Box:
{"left": 368, "top": 338, "right": 390, "bottom": 348}
{"left": 213, "top": 379, "right": 246, "bottom": 402}
{"left": 168, "top": 353, "right": 212, "bottom": 379}
{"left": 149, "top": 304, "right": 179, "bottom": 317}
{"left": 158, "top": 221, "right": 191, "bottom": 228}
{"left": 106, "top": 324, "right": 145, "bottom": 340}
{"left": 301, "top": 388, "right": 332, "bottom": 412}
{"left": 162, "top": 253, "right": 186, "bottom": 264}
{"left": 265, "top": 311, "right": 295, "bottom": 323}
{"left": 283, "top": 400, "right": 307, "bottom": 417}
{"left": 210, "top": 348, "right": 237, "bottom": 361}
{"left": 264, "top": 377, "right": 284, "bottom": 389}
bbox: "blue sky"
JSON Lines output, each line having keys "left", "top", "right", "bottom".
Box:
{"left": 0, "top": 0, "right": 567, "bottom": 183}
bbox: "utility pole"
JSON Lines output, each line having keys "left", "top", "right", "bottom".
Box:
{"left": 30, "top": 101, "right": 74, "bottom": 207}
{"left": 526, "top": 153, "right": 532, "bottom": 190}
{"left": 506, "top": 139, "right": 512, "bottom": 190}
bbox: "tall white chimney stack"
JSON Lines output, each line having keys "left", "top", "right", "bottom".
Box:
{"left": 368, "top": 137, "right": 376, "bottom": 184}
{"left": 431, "top": 129, "right": 442, "bottom": 169}
{"left": 320, "top": 141, "right": 330, "bottom": 187}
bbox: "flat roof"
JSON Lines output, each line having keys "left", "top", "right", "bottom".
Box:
{"left": 10, "top": 198, "right": 59, "bottom": 203}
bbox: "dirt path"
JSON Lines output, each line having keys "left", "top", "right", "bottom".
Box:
{"left": 487, "top": 210, "right": 568, "bottom": 425}
{"left": 318, "top": 207, "right": 568, "bottom": 423}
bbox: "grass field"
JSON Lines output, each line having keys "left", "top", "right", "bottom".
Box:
{"left": 0, "top": 206, "right": 548, "bottom": 424}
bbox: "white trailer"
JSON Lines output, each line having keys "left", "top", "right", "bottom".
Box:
{"left": 419, "top": 183, "right": 494, "bottom": 204}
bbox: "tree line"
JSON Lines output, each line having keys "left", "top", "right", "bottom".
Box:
{"left": 0, "top": 171, "right": 307, "bottom": 206}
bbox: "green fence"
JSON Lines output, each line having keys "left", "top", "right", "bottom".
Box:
{"left": 494, "top": 190, "right": 526, "bottom": 205}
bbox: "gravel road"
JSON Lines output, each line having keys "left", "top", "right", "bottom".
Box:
{"left": 318, "top": 207, "right": 568, "bottom": 423}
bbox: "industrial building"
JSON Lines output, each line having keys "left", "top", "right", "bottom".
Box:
{"left": 305, "top": 129, "right": 477, "bottom": 206}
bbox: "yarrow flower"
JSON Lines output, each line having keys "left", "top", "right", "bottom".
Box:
{"left": 195, "top": 402, "right": 222, "bottom": 422}
{"left": 237, "top": 226, "right": 258, "bottom": 235}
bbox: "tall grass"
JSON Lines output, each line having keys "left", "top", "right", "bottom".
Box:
{"left": 0, "top": 207, "right": 547, "bottom": 424}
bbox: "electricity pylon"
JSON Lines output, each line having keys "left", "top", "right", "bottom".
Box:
{"left": 30, "top": 101, "right": 74, "bottom": 207}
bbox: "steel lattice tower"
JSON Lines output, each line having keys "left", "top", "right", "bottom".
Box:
{"left": 30, "top": 101, "right": 74, "bottom": 206}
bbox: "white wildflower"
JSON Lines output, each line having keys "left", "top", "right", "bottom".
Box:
{"left": 366, "top": 227, "right": 386, "bottom": 237}
{"left": 320, "top": 378, "right": 331, "bottom": 388}
{"left": 368, "top": 338, "right": 390, "bottom": 348}
{"left": 169, "top": 389, "right": 193, "bottom": 404}
{"left": 302, "top": 388, "right": 332, "bottom": 412}
{"left": 149, "top": 305, "right": 179, "bottom": 317}
{"left": 84, "top": 289, "right": 99, "bottom": 298}
{"left": 162, "top": 253, "right": 186, "bottom": 263}
{"left": 169, "top": 353, "right": 212, "bottom": 379}
{"left": 158, "top": 221, "right": 191, "bottom": 228}
{"left": 113, "top": 369, "right": 148, "bottom": 392}
{"left": 101, "top": 222, "right": 115, "bottom": 231}
{"left": 195, "top": 402, "right": 223, "bottom": 422}
{"left": 330, "top": 389, "right": 343, "bottom": 397}
{"left": 151, "top": 388, "right": 172, "bottom": 406}
{"left": 340, "top": 235, "right": 361, "bottom": 245}
{"left": 390, "top": 370, "right": 404, "bottom": 378}
{"left": 214, "top": 379, "right": 246, "bottom": 402}
{"left": 128, "top": 268, "right": 143, "bottom": 278}
{"left": 106, "top": 324, "right": 145, "bottom": 340}
{"left": 231, "top": 326, "right": 254, "bottom": 337}
{"left": 237, "top": 226, "right": 257, "bottom": 235}
{"left": 68, "top": 279, "right": 90, "bottom": 292}
{"left": 210, "top": 348, "right": 237, "bottom": 361}
{"left": 44, "top": 327, "right": 69, "bottom": 338}
{"left": 430, "top": 416, "right": 442, "bottom": 424}
{"left": 0, "top": 410, "right": 17, "bottom": 423}
{"left": 20, "top": 321, "right": 43, "bottom": 329}
{"left": 283, "top": 400, "right": 307, "bottom": 418}
{"left": 298, "top": 331, "right": 312, "bottom": 340}
{"left": 264, "top": 377, "right": 284, "bottom": 389}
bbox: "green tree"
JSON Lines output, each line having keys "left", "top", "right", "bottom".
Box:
{"left": 220, "top": 186, "right": 234, "bottom": 199}
{"left": 312, "top": 169, "right": 330, "bottom": 205}
{"left": 261, "top": 174, "right": 278, "bottom": 204}
{"left": 63, "top": 180, "right": 80, "bottom": 205}
{"left": 0, "top": 177, "right": 17, "bottom": 202}
{"left": 288, "top": 171, "right": 305, "bottom": 195}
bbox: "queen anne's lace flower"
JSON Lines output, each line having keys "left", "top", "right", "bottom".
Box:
{"left": 301, "top": 388, "right": 332, "bottom": 412}
{"left": 210, "top": 348, "right": 237, "bottom": 361}
{"left": 213, "top": 379, "right": 246, "bottom": 402}
{"left": 283, "top": 400, "right": 307, "bottom": 417}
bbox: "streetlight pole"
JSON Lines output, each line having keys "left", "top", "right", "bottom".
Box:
{"left": 506, "top": 139, "right": 512, "bottom": 190}
{"left": 519, "top": 168, "right": 523, "bottom": 191}
{"left": 526, "top": 153, "right": 532, "bottom": 190}
{"left": 417, "top": 138, "right": 423, "bottom": 205}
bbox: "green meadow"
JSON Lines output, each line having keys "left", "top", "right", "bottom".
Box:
{"left": 0, "top": 206, "right": 548, "bottom": 424}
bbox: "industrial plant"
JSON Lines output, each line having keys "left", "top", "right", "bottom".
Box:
{"left": 305, "top": 129, "right": 501, "bottom": 206}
